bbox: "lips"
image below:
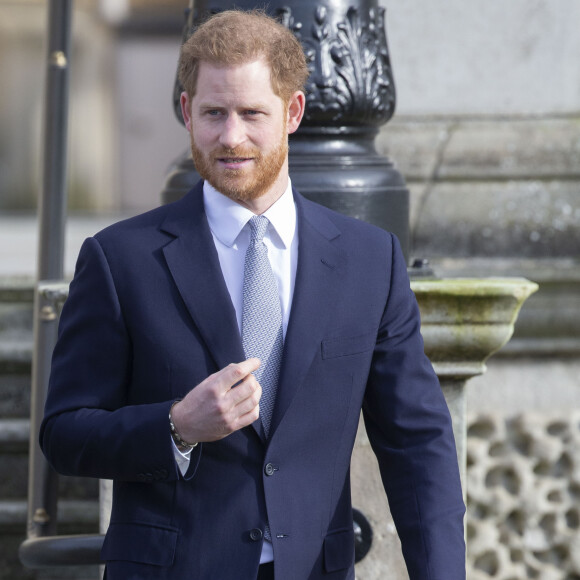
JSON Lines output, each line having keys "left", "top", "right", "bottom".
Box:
{"left": 219, "top": 157, "right": 251, "bottom": 164}
{"left": 213, "top": 146, "right": 259, "bottom": 162}
{"left": 215, "top": 154, "right": 256, "bottom": 171}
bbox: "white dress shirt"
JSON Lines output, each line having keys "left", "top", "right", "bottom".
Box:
{"left": 202, "top": 179, "right": 298, "bottom": 338}
{"left": 173, "top": 179, "right": 299, "bottom": 563}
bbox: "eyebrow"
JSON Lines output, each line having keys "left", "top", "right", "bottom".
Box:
{"left": 197, "top": 103, "right": 270, "bottom": 112}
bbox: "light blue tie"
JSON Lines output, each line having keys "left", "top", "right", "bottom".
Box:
{"left": 242, "top": 215, "right": 283, "bottom": 438}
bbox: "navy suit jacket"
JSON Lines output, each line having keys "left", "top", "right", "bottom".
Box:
{"left": 41, "top": 182, "right": 465, "bottom": 580}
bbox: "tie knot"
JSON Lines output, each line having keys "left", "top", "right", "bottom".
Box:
{"left": 248, "top": 215, "right": 270, "bottom": 243}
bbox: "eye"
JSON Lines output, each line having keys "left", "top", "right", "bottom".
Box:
{"left": 201, "top": 108, "right": 223, "bottom": 117}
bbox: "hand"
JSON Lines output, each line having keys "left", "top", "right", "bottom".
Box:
{"left": 171, "top": 358, "right": 262, "bottom": 443}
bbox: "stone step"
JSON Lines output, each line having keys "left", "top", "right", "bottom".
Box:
{"left": 0, "top": 374, "right": 31, "bottom": 418}
{"left": 0, "top": 306, "right": 33, "bottom": 336}
{"left": 0, "top": 338, "right": 32, "bottom": 366}
{"left": 0, "top": 418, "right": 29, "bottom": 453}
{"left": 0, "top": 333, "right": 33, "bottom": 419}
{"left": 0, "top": 368, "right": 32, "bottom": 421}
{"left": 0, "top": 278, "right": 34, "bottom": 303}
{"left": 0, "top": 279, "right": 34, "bottom": 333}
{"left": 0, "top": 279, "right": 34, "bottom": 428}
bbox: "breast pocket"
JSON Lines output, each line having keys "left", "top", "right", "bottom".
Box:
{"left": 321, "top": 331, "right": 377, "bottom": 360}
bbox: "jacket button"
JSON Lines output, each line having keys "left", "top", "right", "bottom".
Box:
{"left": 264, "top": 463, "right": 278, "bottom": 476}
{"left": 249, "top": 528, "right": 263, "bottom": 541}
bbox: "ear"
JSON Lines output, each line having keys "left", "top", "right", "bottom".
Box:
{"left": 286, "top": 91, "right": 305, "bottom": 134}
{"left": 180, "top": 91, "right": 193, "bottom": 132}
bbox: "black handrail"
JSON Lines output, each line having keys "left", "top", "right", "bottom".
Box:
{"left": 19, "top": 0, "right": 108, "bottom": 570}
{"left": 20, "top": 535, "right": 104, "bottom": 569}
{"left": 26, "top": 0, "right": 72, "bottom": 541}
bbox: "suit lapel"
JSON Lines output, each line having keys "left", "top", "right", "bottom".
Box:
{"left": 270, "top": 192, "right": 344, "bottom": 437}
{"left": 160, "top": 183, "right": 246, "bottom": 374}
{"left": 159, "top": 185, "right": 344, "bottom": 443}
{"left": 161, "top": 184, "right": 266, "bottom": 440}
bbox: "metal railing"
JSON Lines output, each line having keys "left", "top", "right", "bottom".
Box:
{"left": 19, "top": 0, "right": 104, "bottom": 569}
{"left": 19, "top": 284, "right": 105, "bottom": 568}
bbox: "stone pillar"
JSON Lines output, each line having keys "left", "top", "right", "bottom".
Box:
{"left": 350, "top": 278, "right": 538, "bottom": 579}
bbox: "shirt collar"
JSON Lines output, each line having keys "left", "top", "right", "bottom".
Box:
{"left": 203, "top": 180, "right": 296, "bottom": 249}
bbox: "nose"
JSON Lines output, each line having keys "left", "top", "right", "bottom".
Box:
{"left": 219, "top": 113, "right": 246, "bottom": 150}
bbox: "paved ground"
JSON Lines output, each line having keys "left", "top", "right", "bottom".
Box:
{"left": 0, "top": 213, "right": 130, "bottom": 279}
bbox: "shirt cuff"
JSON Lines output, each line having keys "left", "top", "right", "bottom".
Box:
{"left": 171, "top": 435, "right": 192, "bottom": 476}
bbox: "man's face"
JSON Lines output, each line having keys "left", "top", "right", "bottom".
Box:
{"left": 182, "top": 59, "right": 293, "bottom": 205}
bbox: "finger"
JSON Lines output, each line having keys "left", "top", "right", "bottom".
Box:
{"left": 228, "top": 373, "right": 262, "bottom": 407}
{"left": 236, "top": 357, "right": 261, "bottom": 376}
{"left": 221, "top": 358, "right": 261, "bottom": 390}
{"left": 236, "top": 403, "right": 260, "bottom": 428}
{"left": 236, "top": 397, "right": 260, "bottom": 423}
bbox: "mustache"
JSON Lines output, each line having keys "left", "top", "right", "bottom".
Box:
{"left": 210, "top": 146, "right": 262, "bottom": 160}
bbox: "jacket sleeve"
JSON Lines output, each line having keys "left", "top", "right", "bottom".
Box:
{"left": 40, "top": 236, "right": 200, "bottom": 483}
{"left": 363, "top": 234, "right": 466, "bottom": 580}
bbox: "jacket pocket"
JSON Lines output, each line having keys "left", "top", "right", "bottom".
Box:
{"left": 324, "top": 527, "right": 355, "bottom": 573}
{"left": 321, "top": 331, "right": 376, "bottom": 359}
{"left": 101, "top": 522, "right": 179, "bottom": 566}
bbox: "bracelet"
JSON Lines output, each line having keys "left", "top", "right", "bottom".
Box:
{"left": 169, "top": 400, "right": 198, "bottom": 450}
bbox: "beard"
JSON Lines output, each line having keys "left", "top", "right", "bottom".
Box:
{"left": 190, "top": 129, "right": 288, "bottom": 203}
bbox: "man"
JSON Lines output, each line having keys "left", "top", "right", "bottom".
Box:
{"left": 41, "top": 10, "right": 465, "bottom": 580}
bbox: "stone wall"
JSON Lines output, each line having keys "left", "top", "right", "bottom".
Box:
{"left": 382, "top": 0, "right": 580, "bottom": 117}
{"left": 351, "top": 411, "right": 580, "bottom": 580}
{"left": 467, "top": 413, "right": 580, "bottom": 580}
